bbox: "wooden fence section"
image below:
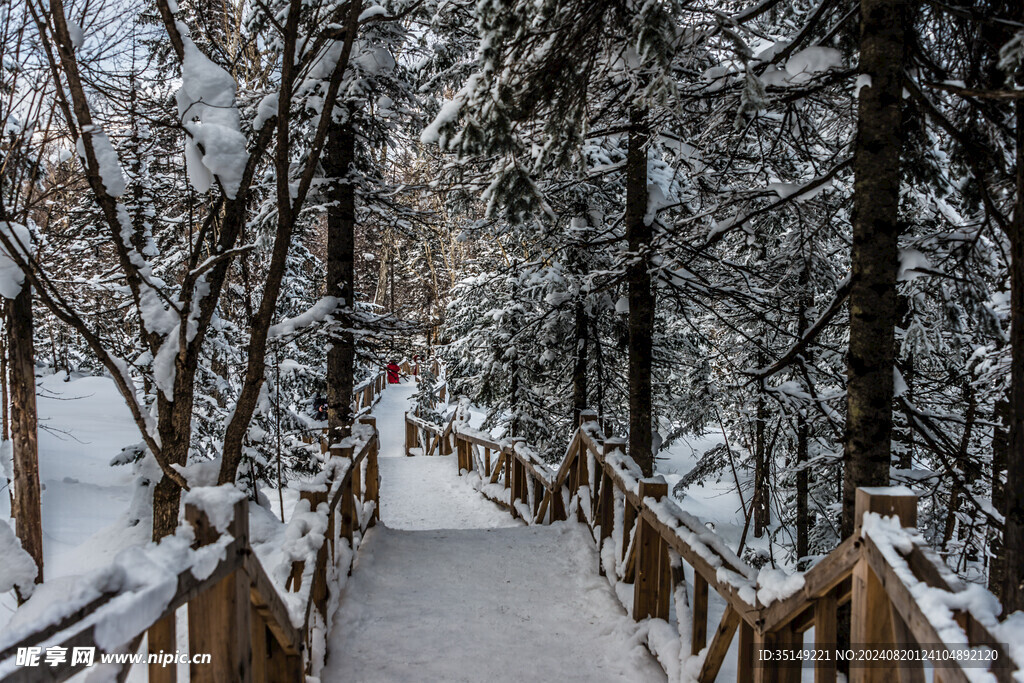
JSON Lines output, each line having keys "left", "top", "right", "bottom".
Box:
{"left": 405, "top": 408, "right": 1019, "bottom": 683}
{"left": 404, "top": 412, "right": 454, "bottom": 457}
{"left": 352, "top": 370, "right": 388, "bottom": 415}
{"left": 0, "top": 426, "right": 381, "bottom": 683}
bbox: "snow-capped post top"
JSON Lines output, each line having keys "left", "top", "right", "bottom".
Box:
{"left": 854, "top": 486, "right": 917, "bottom": 532}
{"left": 183, "top": 484, "right": 247, "bottom": 534}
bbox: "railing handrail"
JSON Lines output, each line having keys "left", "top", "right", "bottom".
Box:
{"left": 407, "top": 405, "right": 1021, "bottom": 682}
{"left": 1, "top": 380, "right": 387, "bottom": 683}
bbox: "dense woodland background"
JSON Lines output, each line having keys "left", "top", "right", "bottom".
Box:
{"left": 2, "top": 0, "right": 1024, "bottom": 618}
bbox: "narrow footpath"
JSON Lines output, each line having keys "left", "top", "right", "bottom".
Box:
{"left": 322, "top": 380, "right": 665, "bottom": 682}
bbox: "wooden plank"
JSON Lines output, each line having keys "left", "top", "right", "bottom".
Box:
{"left": 147, "top": 614, "right": 177, "bottom": 683}
{"left": 737, "top": 621, "right": 754, "bottom": 683}
{"left": 404, "top": 414, "right": 415, "bottom": 456}
{"left": 889, "top": 601, "right": 926, "bottom": 683}
{"left": 692, "top": 573, "right": 708, "bottom": 656}
{"left": 639, "top": 508, "right": 757, "bottom": 625}
{"left": 245, "top": 556, "right": 302, "bottom": 655}
{"left": 598, "top": 471, "right": 610, "bottom": 544}
{"left": 250, "top": 608, "right": 268, "bottom": 683}
{"left": 850, "top": 553, "right": 893, "bottom": 683}
{"left": 186, "top": 501, "right": 252, "bottom": 683}
{"left": 698, "top": 605, "right": 741, "bottom": 682}
{"left": 622, "top": 500, "right": 637, "bottom": 569}
{"left": 861, "top": 538, "right": 975, "bottom": 683}
{"left": 814, "top": 592, "right": 837, "bottom": 683}
{"left": 759, "top": 534, "right": 861, "bottom": 633}
{"left": 265, "top": 626, "right": 303, "bottom": 683}
{"left": 535, "top": 487, "right": 551, "bottom": 524}
{"left": 633, "top": 480, "right": 670, "bottom": 621}
{"left": 489, "top": 451, "right": 506, "bottom": 485}
{"left": 756, "top": 625, "right": 801, "bottom": 683}
{"left": 551, "top": 431, "right": 582, "bottom": 491}
{"left": 455, "top": 431, "right": 503, "bottom": 451}
{"left": 575, "top": 442, "right": 590, "bottom": 524}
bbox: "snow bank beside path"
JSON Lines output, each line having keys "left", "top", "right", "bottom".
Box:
{"left": 0, "top": 373, "right": 146, "bottom": 632}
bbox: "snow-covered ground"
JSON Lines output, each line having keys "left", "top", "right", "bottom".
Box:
{"left": 0, "top": 372, "right": 149, "bottom": 632}
{"left": 323, "top": 524, "right": 666, "bottom": 682}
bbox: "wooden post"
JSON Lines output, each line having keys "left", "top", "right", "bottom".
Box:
{"left": 754, "top": 626, "right": 801, "bottom": 683}
{"left": 440, "top": 425, "right": 453, "bottom": 456}
{"left": 691, "top": 573, "right": 708, "bottom": 656}
{"left": 250, "top": 610, "right": 301, "bottom": 683}
{"left": 360, "top": 416, "right": 380, "bottom": 525}
{"left": 575, "top": 443, "right": 590, "bottom": 525}
{"left": 338, "top": 442, "right": 356, "bottom": 544}
{"left": 455, "top": 438, "right": 465, "bottom": 473}
{"left": 851, "top": 487, "right": 918, "bottom": 683}
{"left": 300, "top": 489, "right": 328, "bottom": 620}
{"left": 264, "top": 622, "right": 303, "bottom": 682}
{"left": 596, "top": 439, "right": 618, "bottom": 562}
{"left": 250, "top": 609, "right": 267, "bottom": 683}
{"left": 187, "top": 497, "right": 251, "bottom": 683}
{"left": 503, "top": 445, "right": 512, "bottom": 491}
{"left": 622, "top": 499, "right": 636, "bottom": 568}
{"left": 815, "top": 591, "right": 838, "bottom": 683}
{"left": 148, "top": 614, "right": 177, "bottom": 683}
{"left": 405, "top": 413, "right": 415, "bottom": 456}
{"left": 853, "top": 487, "right": 917, "bottom": 532}
{"left": 596, "top": 472, "right": 613, "bottom": 574}
{"left": 633, "top": 479, "right": 670, "bottom": 621}
{"left": 737, "top": 621, "right": 755, "bottom": 683}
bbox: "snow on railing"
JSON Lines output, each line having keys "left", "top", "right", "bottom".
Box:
{"left": 408, "top": 395, "right": 1021, "bottom": 683}
{"left": 0, "top": 420, "right": 382, "bottom": 683}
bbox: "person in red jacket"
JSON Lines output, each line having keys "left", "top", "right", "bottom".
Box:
{"left": 386, "top": 360, "right": 401, "bottom": 384}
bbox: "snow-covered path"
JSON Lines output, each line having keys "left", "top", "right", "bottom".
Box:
{"left": 323, "top": 380, "right": 665, "bottom": 682}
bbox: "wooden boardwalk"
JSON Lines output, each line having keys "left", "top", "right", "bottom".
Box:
{"left": 324, "top": 382, "right": 664, "bottom": 682}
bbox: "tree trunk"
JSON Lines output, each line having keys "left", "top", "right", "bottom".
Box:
{"left": 152, "top": 392, "right": 196, "bottom": 540}
{"left": 7, "top": 285, "right": 43, "bottom": 597}
{"left": 796, "top": 260, "right": 811, "bottom": 568}
{"left": 572, "top": 299, "right": 589, "bottom": 426}
{"left": 841, "top": 0, "right": 906, "bottom": 539}
{"left": 326, "top": 120, "right": 357, "bottom": 446}
{"left": 991, "top": 397, "right": 1008, "bottom": 598}
{"left": 625, "top": 108, "right": 654, "bottom": 477}
{"left": 753, "top": 382, "right": 769, "bottom": 538}
{"left": 1000, "top": 100, "right": 1024, "bottom": 611}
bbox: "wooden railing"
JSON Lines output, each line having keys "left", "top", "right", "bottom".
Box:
{"left": 404, "top": 412, "right": 454, "bottom": 457}
{"left": 0, "top": 425, "right": 381, "bottom": 683}
{"left": 406, "top": 408, "right": 1020, "bottom": 682}
{"left": 352, "top": 370, "right": 388, "bottom": 415}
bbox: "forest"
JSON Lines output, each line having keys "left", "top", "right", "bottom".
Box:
{"left": 1, "top": 0, "right": 1024, "bottom": 669}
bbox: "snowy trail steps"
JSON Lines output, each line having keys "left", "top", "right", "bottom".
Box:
{"left": 324, "top": 381, "right": 664, "bottom": 681}
{"left": 323, "top": 525, "right": 664, "bottom": 682}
